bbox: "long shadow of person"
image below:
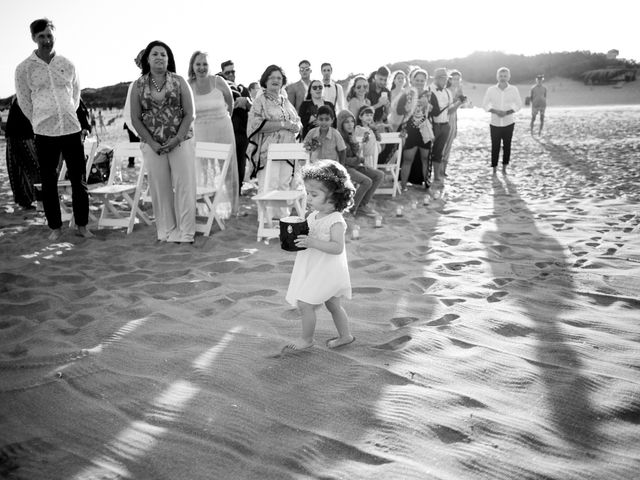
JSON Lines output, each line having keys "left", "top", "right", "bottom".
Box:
{"left": 483, "top": 174, "right": 601, "bottom": 453}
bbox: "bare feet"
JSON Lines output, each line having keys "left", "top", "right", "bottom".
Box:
{"left": 326, "top": 335, "right": 356, "bottom": 349}
{"left": 492, "top": 167, "right": 497, "bottom": 176}
{"left": 48, "top": 228, "right": 63, "bottom": 241}
{"left": 502, "top": 165, "right": 508, "bottom": 175}
{"left": 76, "top": 226, "right": 94, "bottom": 238}
{"left": 281, "top": 339, "right": 314, "bottom": 354}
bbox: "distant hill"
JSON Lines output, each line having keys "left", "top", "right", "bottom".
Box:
{"left": 1, "top": 50, "right": 637, "bottom": 110}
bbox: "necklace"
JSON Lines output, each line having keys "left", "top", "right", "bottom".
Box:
{"left": 151, "top": 75, "right": 167, "bottom": 93}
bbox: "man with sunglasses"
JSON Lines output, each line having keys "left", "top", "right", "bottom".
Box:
{"left": 221, "top": 60, "right": 251, "bottom": 192}
{"left": 287, "top": 60, "right": 312, "bottom": 112}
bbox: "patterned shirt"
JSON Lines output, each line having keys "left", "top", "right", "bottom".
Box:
{"left": 136, "top": 72, "right": 193, "bottom": 144}
{"left": 304, "top": 127, "right": 346, "bottom": 161}
{"left": 15, "top": 52, "right": 81, "bottom": 136}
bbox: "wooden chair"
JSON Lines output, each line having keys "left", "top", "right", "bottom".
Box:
{"left": 89, "top": 142, "right": 151, "bottom": 234}
{"left": 373, "top": 132, "right": 403, "bottom": 197}
{"left": 194, "top": 142, "right": 233, "bottom": 236}
{"left": 251, "top": 143, "right": 309, "bottom": 241}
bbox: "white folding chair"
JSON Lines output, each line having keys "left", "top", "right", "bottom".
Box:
{"left": 194, "top": 142, "right": 233, "bottom": 236}
{"left": 90, "top": 142, "right": 151, "bottom": 234}
{"left": 374, "top": 132, "right": 403, "bottom": 197}
{"left": 251, "top": 143, "right": 309, "bottom": 241}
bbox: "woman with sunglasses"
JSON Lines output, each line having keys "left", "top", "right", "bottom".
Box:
{"left": 298, "top": 80, "right": 336, "bottom": 139}
{"left": 346, "top": 75, "right": 371, "bottom": 118}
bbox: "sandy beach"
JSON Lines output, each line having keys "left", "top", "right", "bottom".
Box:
{"left": 1, "top": 104, "right": 639, "bottom": 479}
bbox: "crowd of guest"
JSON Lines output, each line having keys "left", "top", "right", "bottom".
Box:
{"left": 8, "top": 17, "right": 525, "bottom": 242}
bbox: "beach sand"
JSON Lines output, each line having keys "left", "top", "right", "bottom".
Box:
{"left": 1, "top": 106, "right": 639, "bottom": 479}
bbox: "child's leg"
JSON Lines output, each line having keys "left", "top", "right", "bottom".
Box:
{"left": 325, "top": 296, "right": 355, "bottom": 348}
{"left": 284, "top": 300, "right": 317, "bottom": 350}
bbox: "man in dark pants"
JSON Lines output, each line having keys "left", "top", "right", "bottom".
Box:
{"left": 15, "top": 18, "right": 92, "bottom": 240}
{"left": 482, "top": 67, "right": 522, "bottom": 175}
{"left": 221, "top": 60, "right": 251, "bottom": 193}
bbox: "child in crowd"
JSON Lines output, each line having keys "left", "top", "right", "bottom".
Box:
{"left": 336, "top": 110, "right": 383, "bottom": 217}
{"left": 355, "top": 105, "right": 381, "bottom": 168}
{"left": 283, "top": 160, "right": 356, "bottom": 351}
{"left": 303, "top": 105, "right": 346, "bottom": 163}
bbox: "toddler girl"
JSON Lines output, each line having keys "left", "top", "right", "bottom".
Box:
{"left": 355, "top": 106, "right": 381, "bottom": 168}
{"left": 283, "top": 160, "right": 356, "bottom": 351}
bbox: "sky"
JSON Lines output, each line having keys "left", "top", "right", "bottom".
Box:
{"left": 2, "top": 0, "right": 638, "bottom": 98}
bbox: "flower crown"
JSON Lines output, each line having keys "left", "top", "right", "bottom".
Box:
{"left": 301, "top": 161, "right": 347, "bottom": 187}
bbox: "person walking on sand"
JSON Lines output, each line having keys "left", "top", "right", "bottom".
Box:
{"left": 15, "top": 18, "right": 92, "bottom": 240}
{"left": 482, "top": 67, "right": 522, "bottom": 176}
{"left": 530, "top": 74, "right": 547, "bottom": 136}
{"left": 283, "top": 160, "right": 356, "bottom": 352}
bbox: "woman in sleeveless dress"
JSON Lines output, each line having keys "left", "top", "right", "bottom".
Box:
{"left": 131, "top": 40, "right": 196, "bottom": 243}
{"left": 188, "top": 51, "right": 239, "bottom": 217}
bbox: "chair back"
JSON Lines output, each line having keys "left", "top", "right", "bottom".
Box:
{"left": 263, "top": 143, "right": 309, "bottom": 194}
{"left": 195, "top": 142, "right": 233, "bottom": 193}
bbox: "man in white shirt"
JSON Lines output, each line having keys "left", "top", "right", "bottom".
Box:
{"left": 15, "top": 18, "right": 92, "bottom": 239}
{"left": 320, "top": 63, "right": 345, "bottom": 112}
{"left": 286, "top": 60, "right": 312, "bottom": 112}
{"left": 482, "top": 67, "right": 522, "bottom": 175}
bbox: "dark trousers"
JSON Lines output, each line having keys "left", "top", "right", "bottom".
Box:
{"left": 235, "top": 134, "right": 248, "bottom": 191}
{"left": 124, "top": 124, "right": 140, "bottom": 164}
{"left": 35, "top": 132, "right": 89, "bottom": 229}
{"left": 490, "top": 123, "right": 515, "bottom": 167}
{"left": 431, "top": 122, "right": 451, "bottom": 164}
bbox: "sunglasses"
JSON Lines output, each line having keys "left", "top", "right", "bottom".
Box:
{"left": 224, "top": 70, "right": 236, "bottom": 75}
{"left": 300, "top": 67, "right": 311, "bottom": 72}
{"left": 355, "top": 84, "right": 367, "bottom": 89}
{"left": 311, "top": 85, "right": 323, "bottom": 90}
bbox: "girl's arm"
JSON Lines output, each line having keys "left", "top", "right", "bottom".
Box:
{"left": 296, "top": 221, "right": 345, "bottom": 254}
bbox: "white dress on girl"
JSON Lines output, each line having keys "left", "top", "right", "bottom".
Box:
{"left": 285, "top": 211, "right": 352, "bottom": 306}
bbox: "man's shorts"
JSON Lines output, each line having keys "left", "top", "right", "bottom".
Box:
{"left": 531, "top": 105, "right": 546, "bottom": 116}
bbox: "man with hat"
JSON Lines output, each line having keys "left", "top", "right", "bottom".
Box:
{"left": 429, "top": 67, "right": 465, "bottom": 193}
{"left": 530, "top": 74, "right": 547, "bottom": 135}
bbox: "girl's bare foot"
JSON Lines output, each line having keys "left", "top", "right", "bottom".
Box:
{"left": 281, "top": 339, "right": 314, "bottom": 353}
{"left": 326, "top": 335, "right": 355, "bottom": 349}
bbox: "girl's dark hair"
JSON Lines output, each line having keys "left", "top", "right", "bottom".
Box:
{"left": 356, "top": 105, "right": 374, "bottom": 125}
{"left": 301, "top": 160, "right": 355, "bottom": 213}
{"left": 259, "top": 65, "right": 287, "bottom": 89}
{"left": 141, "top": 40, "right": 177, "bottom": 75}
{"left": 305, "top": 80, "right": 322, "bottom": 100}
{"left": 316, "top": 105, "right": 334, "bottom": 119}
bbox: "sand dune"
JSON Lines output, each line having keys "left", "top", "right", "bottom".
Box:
{"left": 1, "top": 106, "right": 639, "bottom": 479}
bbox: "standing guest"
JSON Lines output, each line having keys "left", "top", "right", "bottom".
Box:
{"left": 367, "top": 65, "right": 391, "bottom": 124}
{"left": 130, "top": 40, "right": 197, "bottom": 243}
{"left": 320, "top": 63, "right": 345, "bottom": 112}
{"left": 394, "top": 68, "right": 433, "bottom": 191}
{"left": 482, "top": 67, "right": 522, "bottom": 175}
{"left": 221, "top": 60, "right": 251, "bottom": 192}
{"left": 286, "top": 60, "right": 312, "bottom": 112}
{"left": 441, "top": 69, "right": 466, "bottom": 178}
{"left": 15, "top": 18, "right": 92, "bottom": 240}
{"left": 97, "top": 110, "right": 106, "bottom": 134}
{"left": 389, "top": 70, "right": 408, "bottom": 105}
{"left": 4, "top": 96, "right": 40, "bottom": 210}
{"left": 336, "top": 109, "right": 383, "bottom": 217}
{"left": 247, "top": 65, "right": 301, "bottom": 194}
{"left": 283, "top": 160, "right": 356, "bottom": 352}
{"left": 248, "top": 82, "right": 260, "bottom": 100}
{"left": 123, "top": 49, "right": 145, "bottom": 168}
{"left": 530, "top": 74, "right": 547, "bottom": 135}
{"left": 90, "top": 109, "right": 97, "bottom": 137}
{"left": 188, "top": 50, "right": 239, "bottom": 216}
{"left": 428, "top": 68, "right": 464, "bottom": 194}
{"left": 355, "top": 105, "right": 381, "bottom": 168}
{"left": 346, "top": 75, "right": 371, "bottom": 118}
{"left": 303, "top": 105, "right": 345, "bottom": 163}
{"left": 298, "top": 80, "right": 336, "bottom": 138}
